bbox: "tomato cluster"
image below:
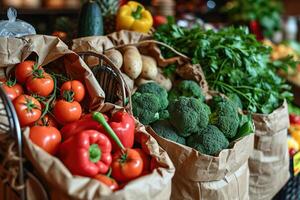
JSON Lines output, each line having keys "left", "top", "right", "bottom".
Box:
{"left": 2, "top": 60, "right": 158, "bottom": 192}
{"left": 2, "top": 60, "right": 87, "bottom": 156}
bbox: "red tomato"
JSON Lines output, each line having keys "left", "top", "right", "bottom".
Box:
{"left": 26, "top": 72, "right": 54, "bottom": 97}
{"left": 94, "top": 174, "right": 119, "bottom": 191}
{"left": 13, "top": 95, "right": 42, "bottom": 127}
{"left": 111, "top": 149, "right": 143, "bottom": 182}
{"left": 15, "top": 60, "right": 42, "bottom": 83}
{"left": 134, "top": 148, "right": 150, "bottom": 174}
{"left": 36, "top": 114, "right": 58, "bottom": 127}
{"left": 53, "top": 100, "right": 82, "bottom": 125}
{"left": 2, "top": 82, "right": 23, "bottom": 101}
{"left": 153, "top": 15, "right": 167, "bottom": 27}
{"left": 29, "top": 125, "right": 61, "bottom": 155}
{"left": 290, "top": 114, "right": 300, "bottom": 125}
{"left": 60, "top": 80, "right": 85, "bottom": 102}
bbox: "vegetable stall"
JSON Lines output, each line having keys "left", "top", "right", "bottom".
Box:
{"left": 0, "top": 1, "right": 299, "bottom": 200}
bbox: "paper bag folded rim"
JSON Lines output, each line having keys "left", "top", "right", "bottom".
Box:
{"left": 0, "top": 35, "right": 105, "bottom": 108}
{"left": 148, "top": 126, "right": 254, "bottom": 182}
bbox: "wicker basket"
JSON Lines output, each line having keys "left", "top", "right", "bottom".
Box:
{"left": 0, "top": 63, "right": 129, "bottom": 200}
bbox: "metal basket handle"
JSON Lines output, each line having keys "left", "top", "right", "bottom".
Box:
{"left": 0, "top": 85, "right": 25, "bottom": 200}
{"left": 78, "top": 51, "right": 132, "bottom": 113}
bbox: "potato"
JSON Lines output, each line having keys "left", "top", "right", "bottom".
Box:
{"left": 121, "top": 72, "right": 134, "bottom": 91}
{"left": 155, "top": 72, "right": 172, "bottom": 91}
{"left": 123, "top": 46, "right": 142, "bottom": 79}
{"left": 104, "top": 49, "right": 123, "bottom": 69}
{"left": 135, "top": 77, "right": 154, "bottom": 86}
{"left": 141, "top": 55, "right": 158, "bottom": 80}
{"left": 85, "top": 55, "right": 99, "bottom": 67}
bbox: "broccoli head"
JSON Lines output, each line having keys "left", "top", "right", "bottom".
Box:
{"left": 168, "top": 80, "right": 205, "bottom": 102}
{"left": 137, "top": 82, "right": 168, "bottom": 110}
{"left": 209, "top": 97, "right": 239, "bottom": 139}
{"left": 159, "top": 110, "right": 170, "bottom": 120}
{"left": 151, "top": 120, "right": 186, "bottom": 145}
{"left": 187, "top": 125, "right": 229, "bottom": 155}
{"left": 168, "top": 97, "right": 211, "bottom": 137}
{"left": 227, "top": 93, "right": 243, "bottom": 110}
{"left": 132, "top": 92, "right": 160, "bottom": 125}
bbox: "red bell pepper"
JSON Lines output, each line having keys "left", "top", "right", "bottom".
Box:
{"left": 107, "top": 111, "right": 135, "bottom": 151}
{"left": 93, "top": 112, "right": 144, "bottom": 182}
{"left": 60, "top": 114, "right": 108, "bottom": 140}
{"left": 58, "top": 130, "right": 112, "bottom": 177}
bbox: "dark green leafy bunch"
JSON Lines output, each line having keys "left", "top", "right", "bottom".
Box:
{"left": 154, "top": 21, "right": 297, "bottom": 114}
{"left": 222, "top": 0, "right": 282, "bottom": 38}
{"left": 168, "top": 80, "right": 205, "bottom": 102}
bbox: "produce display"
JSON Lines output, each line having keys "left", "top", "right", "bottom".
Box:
{"left": 288, "top": 104, "right": 300, "bottom": 156}
{"left": 132, "top": 81, "right": 253, "bottom": 156}
{"left": 154, "top": 19, "right": 297, "bottom": 114}
{"left": 1, "top": 0, "right": 299, "bottom": 198}
{"left": 1, "top": 58, "right": 162, "bottom": 192}
{"left": 222, "top": 0, "right": 282, "bottom": 38}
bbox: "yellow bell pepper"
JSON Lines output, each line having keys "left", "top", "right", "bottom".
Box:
{"left": 116, "top": 1, "right": 153, "bottom": 33}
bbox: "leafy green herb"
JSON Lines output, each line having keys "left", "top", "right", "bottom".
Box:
{"left": 222, "top": 0, "right": 282, "bottom": 38}
{"left": 154, "top": 20, "right": 297, "bottom": 114}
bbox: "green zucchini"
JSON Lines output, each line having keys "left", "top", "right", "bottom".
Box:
{"left": 78, "top": 0, "right": 103, "bottom": 37}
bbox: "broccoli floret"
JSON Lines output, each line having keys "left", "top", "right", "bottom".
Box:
{"left": 168, "top": 80, "right": 205, "bottom": 102}
{"left": 159, "top": 110, "right": 170, "bottom": 120}
{"left": 132, "top": 92, "right": 160, "bottom": 125}
{"left": 151, "top": 120, "right": 186, "bottom": 145}
{"left": 227, "top": 93, "right": 243, "bottom": 110}
{"left": 209, "top": 97, "right": 239, "bottom": 139}
{"left": 187, "top": 125, "right": 229, "bottom": 155}
{"left": 137, "top": 82, "right": 168, "bottom": 110}
{"left": 168, "top": 97, "right": 211, "bottom": 137}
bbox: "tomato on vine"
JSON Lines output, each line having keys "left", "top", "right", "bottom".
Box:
{"left": 26, "top": 70, "right": 54, "bottom": 97}
{"left": 13, "top": 95, "right": 42, "bottom": 127}
{"left": 2, "top": 78, "right": 23, "bottom": 101}
{"left": 54, "top": 90, "right": 82, "bottom": 125}
{"left": 60, "top": 80, "right": 85, "bottom": 102}
{"left": 15, "top": 60, "right": 42, "bottom": 83}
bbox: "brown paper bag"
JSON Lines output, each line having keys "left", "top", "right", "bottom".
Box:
{"left": 148, "top": 126, "right": 254, "bottom": 200}
{"left": 0, "top": 35, "right": 105, "bottom": 108}
{"left": 72, "top": 30, "right": 209, "bottom": 93}
{"left": 23, "top": 104, "right": 174, "bottom": 200}
{"left": 249, "top": 101, "right": 290, "bottom": 200}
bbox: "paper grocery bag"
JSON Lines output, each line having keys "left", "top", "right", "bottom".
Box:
{"left": 0, "top": 35, "right": 105, "bottom": 108}
{"left": 72, "top": 30, "right": 209, "bottom": 93}
{"left": 149, "top": 126, "right": 254, "bottom": 200}
{"left": 23, "top": 103, "right": 175, "bottom": 200}
{"left": 249, "top": 101, "right": 290, "bottom": 200}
